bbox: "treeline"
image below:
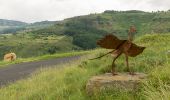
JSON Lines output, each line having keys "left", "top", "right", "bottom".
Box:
{"left": 64, "top": 21, "right": 107, "bottom": 49}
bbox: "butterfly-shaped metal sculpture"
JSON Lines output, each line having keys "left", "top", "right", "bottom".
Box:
{"left": 91, "top": 26, "right": 145, "bottom": 75}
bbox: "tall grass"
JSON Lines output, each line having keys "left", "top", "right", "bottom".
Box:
{"left": 0, "top": 34, "right": 170, "bottom": 99}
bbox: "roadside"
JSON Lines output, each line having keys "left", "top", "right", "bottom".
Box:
{"left": 0, "top": 55, "right": 81, "bottom": 86}
{"left": 0, "top": 50, "right": 90, "bottom": 68}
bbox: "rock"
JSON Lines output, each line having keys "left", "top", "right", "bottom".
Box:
{"left": 86, "top": 73, "right": 147, "bottom": 95}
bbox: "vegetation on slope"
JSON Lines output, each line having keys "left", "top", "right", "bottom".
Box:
{"left": 1, "top": 10, "right": 170, "bottom": 58}
{"left": 31, "top": 10, "right": 170, "bottom": 49}
{"left": 0, "top": 34, "right": 169, "bottom": 99}
{"left": 0, "top": 33, "right": 79, "bottom": 59}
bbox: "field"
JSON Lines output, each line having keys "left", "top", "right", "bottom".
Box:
{"left": 0, "top": 33, "right": 169, "bottom": 99}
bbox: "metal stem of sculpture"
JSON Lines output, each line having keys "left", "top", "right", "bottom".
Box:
{"left": 124, "top": 25, "right": 136, "bottom": 74}
{"left": 90, "top": 26, "right": 145, "bottom": 75}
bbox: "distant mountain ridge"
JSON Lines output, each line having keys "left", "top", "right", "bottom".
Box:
{"left": 0, "top": 19, "right": 27, "bottom": 26}
{"left": 33, "top": 10, "right": 170, "bottom": 35}
{"left": 0, "top": 19, "right": 57, "bottom": 34}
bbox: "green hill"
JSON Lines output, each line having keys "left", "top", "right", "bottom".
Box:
{"left": 0, "top": 20, "right": 76, "bottom": 58}
{"left": 0, "top": 34, "right": 79, "bottom": 59}
{"left": 32, "top": 10, "right": 170, "bottom": 49}
{"left": 1, "top": 10, "right": 170, "bottom": 58}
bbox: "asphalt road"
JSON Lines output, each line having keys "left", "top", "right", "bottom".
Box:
{"left": 0, "top": 56, "right": 81, "bottom": 86}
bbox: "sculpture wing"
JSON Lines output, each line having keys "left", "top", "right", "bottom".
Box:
{"left": 127, "top": 43, "right": 146, "bottom": 57}
{"left": 97, "top": 34, "right": 126, "bottom": 49}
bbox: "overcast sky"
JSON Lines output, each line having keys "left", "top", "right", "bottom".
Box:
{"left": 0, "top": 0, "right": 170, "bottom": 23}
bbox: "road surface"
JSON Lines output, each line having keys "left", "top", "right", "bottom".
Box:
{"left": 0, "top": 56, "right": 81, "bottom": 86}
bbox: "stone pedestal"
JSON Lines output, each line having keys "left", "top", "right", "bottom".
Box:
{"left": 86, "top": 73, "right": 146, "bottom": 95}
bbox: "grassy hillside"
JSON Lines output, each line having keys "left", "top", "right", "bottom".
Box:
{"left": 0, "top": 33, "right": 79, "bottom": 59}
{"left": 0, "top": 34, "right": 169, "bottom": 99}
{"left": 1, "top": 10, "right": 170, "bottom": 59}
{"left": 31, "top": 10, "right": 170, "bottom": 49}
{"left": 0, "top": 20, "right": 64, "bottom": 58}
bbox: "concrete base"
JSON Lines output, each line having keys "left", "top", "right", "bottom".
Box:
{"left": 86, "top": 73, "right": 147, "bottom": 95}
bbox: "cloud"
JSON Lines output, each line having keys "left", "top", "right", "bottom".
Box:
{"left": 148, "top": 0, "right": 170, "bottom": 9}
{"left": 0, "top": 0, "right": 170, "bottom": 23}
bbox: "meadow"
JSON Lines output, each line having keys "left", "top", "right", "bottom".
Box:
{"left": 0, "top": 33, "right": 169, "bottom": 99}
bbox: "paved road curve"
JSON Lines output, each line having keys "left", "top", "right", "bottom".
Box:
{"left": 0, "top": 56, "right": 81, "bottom": 86}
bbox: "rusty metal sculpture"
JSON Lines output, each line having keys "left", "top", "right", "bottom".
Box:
{"left": 91, "top": 26, "right": 145, "bottom": 75}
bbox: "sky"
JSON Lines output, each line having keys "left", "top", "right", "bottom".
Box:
{"left": 0, "top": 0, "right": 170, "bottom": 23}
